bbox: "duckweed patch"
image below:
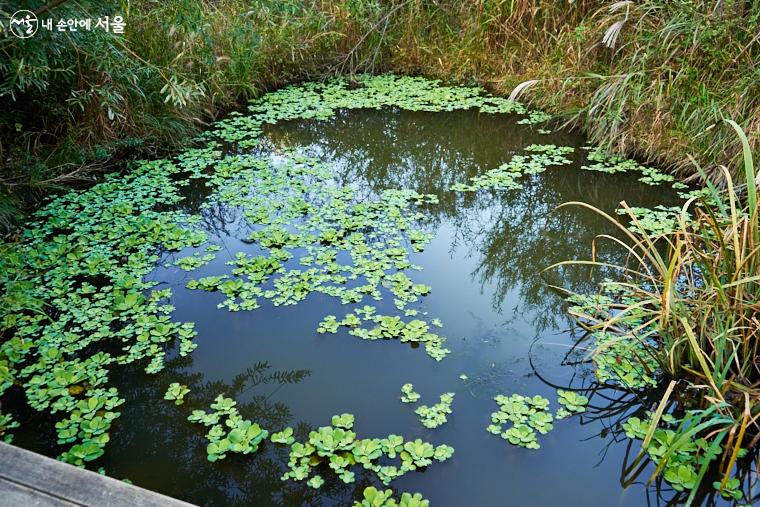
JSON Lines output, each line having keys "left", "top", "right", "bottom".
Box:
{"left": 400, "top": 383, "right": 421, "bottom": 404}
{"left": 451, "top": 145, "right": 574, "bottom": 192}
{"left": 355, "top": 486, "right": 430, "bottom": 507}
{"left": 271, "top": 413, "right": 454, "bottom": 488}
{"left": 487, "top": 394, "right": 553, "bottom": 450}
{"left": 581, "top": 147, "right": 686, "bottom": 190}
{"left": 188, "top": 395, "right": 269, "bottom": 462}
{"left": 413, "top": 393, "right": 455, "bottom": 429}
{"left": 622, "top": 411, "right": 747, "bottom": 500}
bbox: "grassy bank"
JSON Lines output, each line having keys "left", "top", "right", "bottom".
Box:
{"left": 1, "top": 0, "right": 758, "bottom": 227}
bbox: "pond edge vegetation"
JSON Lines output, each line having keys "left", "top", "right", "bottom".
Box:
{"left": 2, "top": 0, "right": 759, "bottom": 230}
{"left": 549, "top": 120, "right": 760, "bottom": 504}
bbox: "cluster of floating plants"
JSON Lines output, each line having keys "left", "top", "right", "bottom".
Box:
{"left": 400, "top": 383, "right": 421, "bottom": 403}
{"left": 213, "top": 74, "right": 551, "bottom": 150}
{"left": 578, "top": 146, "right": 706, "bottom": 236}
{"left": 0, "top": 70, "right": 710, "bottom": 504}
{"left": 318, "top": 308, "right": 449, "bottom": 361}
{"left": 555, "top": 390, "right": 589, "bottom": 418}
{"left": 565, "top": 284, "right": 659, "bottom": 389}
{"left": 173, "top": 251, "right": 216, "bottom": 271}
{"left": 188, "top": 394, "right": 269, "bottom": 462}
{"left": 186, "top": 147, "right": 449, "bottom": 360}
{"left": 164, "top": 382, "right": 190, "bottom": 405}
{"left": 399, "top": 384, "right": 456, "bottom": 429}
{"left": 487, "top": 391, "right": 589, "bottom": 449}
{"left": 0, "top": 74, "right": 554, "bottom": 465}
{"left": 451, "top": 144, "right": 574, "bottom": 192}
{"left": 0, "top": 412, "right": 19, "bottom": 443}
{"left": 517, "top": 110, "right": 552, "bottom": 126}
{"left": 355, "top": 486, "right": 429, "bottom": 507}
{"left": 269, "top": 413, "right": 454, "bottom": 488}
{"left": 0, "top": 156, "right": 208, "bottom": 464}
{"left": 622, "top": 412, "right": 746, "bottom": 501}
{"left": 581, "top": 147, "right": 687, "bottom": 189}
{"left": 487, "top": 394, "right": 552, "bottom": 449}
{"left": 566, "top": 275, "right": 753, "bottom": 497}
{"left": 614, "top": 205, "right": 691, "bottom": 235}
{"left": 411, "top": 392, "right": 455, "bottom": 429}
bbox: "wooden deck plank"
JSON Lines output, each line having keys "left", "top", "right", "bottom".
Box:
{"left": 0, "top": 442, "right": 197, "bottom": 507}
{"left": 0, "top": 478, "right": 73, "bottom": 506}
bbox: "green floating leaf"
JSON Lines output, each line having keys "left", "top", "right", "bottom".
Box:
{"left": 163, "top": 382, "right": 190, "bottom": 405}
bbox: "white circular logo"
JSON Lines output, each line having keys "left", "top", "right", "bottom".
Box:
{"left": 9, "top": 10, "right": 38, "bottom": 39}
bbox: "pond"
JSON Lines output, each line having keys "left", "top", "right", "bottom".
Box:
{"left": 3, "top": 76, "right": 730, "bottom": 506}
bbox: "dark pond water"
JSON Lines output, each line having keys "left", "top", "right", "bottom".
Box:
{"left": 13, "top": 108, "right": 697, "bottom": 506}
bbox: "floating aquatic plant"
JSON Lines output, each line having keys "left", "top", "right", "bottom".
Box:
{"left": 164, "top": 383, "right": 190, "bottom": 405}
{"left": 180, "top": 149, "right": 449, "bottom": 358}
{"left": 487, "top": 394, "right": 553, "bottom": 449}
{"left": 188, "top": 394, "right": 269, "bottom": 462}
{"left": 270, "top": 427, "right": 295, "bottom": 445}
{"left": 354, "top": 486, "right": 429, "bottom": 507}
{"left": 174, "top": 252, "right": 215, "bottom": 271}
{"left": 517, "top": 110, "right": 552, "bottom": 125}
{"left": 0, "top": 73, "right": 560, "bottom": 469}
{"left": 581, "top": 146, "right": 686, "bottom": 190}
{"left": 556, "top": 390, "right": 588, "bottom": 414}
{"left": 614, "top": 205, "right": 689, "bottom": 235}
{"left": 503, "top": 424, "right": 540, "bottom": 449}
{"left": 0, "top": 154, "right": 210, "bottom": 463}
{"left": 452, "top": 144, "right": 574, "bottom": 192}
{"left": 317, "top": 308, "right": 449, "bottom": 361}
{"left": 306, "top": 475, "right": 324, "bottom": 489}
{"left": 414, "top": 393, "right": 455, "bottom": 429}
{"left": 713, "top": 477, "right": 743, "bottom": 501}
{"left": 400, "top": 384, "right": 421, "bottom": 403}
{"left": 0, "top": 412, "right": 19, "bottom": 443}
{"left": 271, "top": 414, "right": 453, "bottom": 488}
{"left": 621, "top": 410, "right": 746, "bottom": 500}
{"left": 565, "top": 288, "right": 658, "bottom": 389}
{"left": 317, "top": 315, "right": 340, "bottom": 334}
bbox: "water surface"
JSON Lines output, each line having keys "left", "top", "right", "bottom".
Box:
{"left": 13, "top": 108, "right": 685, "bottom": 506}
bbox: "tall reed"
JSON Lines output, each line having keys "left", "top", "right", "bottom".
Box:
{"left": 551, "top": 120, "right": 760, "bottom": 496}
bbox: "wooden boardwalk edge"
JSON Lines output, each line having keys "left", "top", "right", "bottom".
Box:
{"left": 0, "top": 442, "right": 197, "bottom": 507}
